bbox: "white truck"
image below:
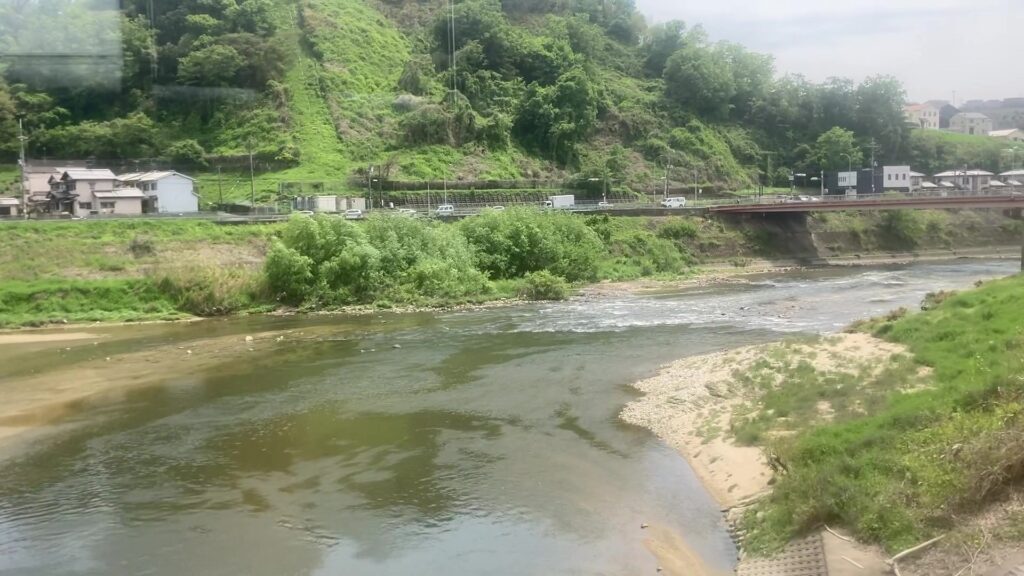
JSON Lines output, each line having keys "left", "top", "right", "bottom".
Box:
{"left": 544, "top": 195, "right": 576, "bottom": 210}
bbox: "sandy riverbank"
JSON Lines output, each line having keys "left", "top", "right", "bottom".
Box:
{"left": 621, "top": 333, "right": 903, "bottom": 574}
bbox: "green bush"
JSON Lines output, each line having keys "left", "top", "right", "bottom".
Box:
{"left": 165, "top": 139, "right": 208, "bottom": 167}
{"left": 520, "top": 270, "right": 569, "bottom": 301}
{"left": 458, "top": 207, "right": 603, "bottom": 282}
{"left": 657, "top": 218, "right": 699, "bottom": 241}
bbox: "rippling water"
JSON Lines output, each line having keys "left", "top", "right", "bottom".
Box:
{"left": 0, "top": 260, "right": 1016, "bottom": 576}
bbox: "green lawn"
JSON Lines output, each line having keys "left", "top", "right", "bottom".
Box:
{"left": 743, "top": 274, "right": 1024, "bottom": 553}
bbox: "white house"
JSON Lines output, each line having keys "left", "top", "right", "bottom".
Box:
{"left": 933, "top": 169, "right": 994, "bottom": 193}
{"left": 989, "top": 128, "right": 1024, "bottom": 142}
{"left": 950, "top": 113, "right": 993, "bottom": 136}
{"left": 882, "top": 166, "right": 916, "bottom": 191}
{"left": 904, "top": 103, "right": 941, "bottom": 130}
{"left": 1000, "top": 170, "right": 1024, "bottom": 188}
{"left": 0, "top": 197, "right": 22, "bottom": 217}
{"left": 118, "top": 171, "right": 200, "bottom": 213}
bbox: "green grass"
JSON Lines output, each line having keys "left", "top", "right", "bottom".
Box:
{"left": 743, "top": 274, "right": 1024, "bottom": 554}
{"left": 0, "top": 164, "right": 18, "bottom": 195}
{"left": 0, "top": 278, "right": 186, "bottom": 327}
{"left": 0, "top": 220, "right": 280, "bottom": 281}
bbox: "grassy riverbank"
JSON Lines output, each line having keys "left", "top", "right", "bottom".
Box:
{"left": 739, "top": 274, "right": 1024, "bottom": 553}
{"left": 0, "top": 210, "right": 1018, "bottom": 327}
{"left": 621, "top": 274, "right": 1024, "bottom": 572}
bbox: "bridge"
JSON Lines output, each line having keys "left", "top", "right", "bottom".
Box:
{"left": 708, "top": 194, "right": 1024, "bottom": 214}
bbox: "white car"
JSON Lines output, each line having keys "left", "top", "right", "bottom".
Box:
{"left": 296, "top": 210, "right": 315, "bottom": 217}
{"left": 344, "top": 209, "right": 364, "bottom": 220}
{"left": 397, "top": 208, "right": 418, "bottom": 217}
{"left": 660, "top": 197, "right": 687, "bottom": 208}
{"left": 490, "top": 206, "right": 506, "bottom": 211}
{"left": 598, "top": 201, "right": 613, "bottom": 208}
{"left": 436, "top": 205, "right": 455, "bottom": 217}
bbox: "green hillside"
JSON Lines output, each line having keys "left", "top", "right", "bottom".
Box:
{"left": 1, "top": 0, "right": 1022, "bottom": 205}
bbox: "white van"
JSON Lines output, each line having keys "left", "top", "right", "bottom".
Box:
{"left": 660, "top": 197, "right": 687, "bottom": 208}
{"left": 435, "top": 205, "right": 455, "bottom": 217}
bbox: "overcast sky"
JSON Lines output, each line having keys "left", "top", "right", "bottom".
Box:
{"left": 634, "top": 0, "right": 1024, "bottom": 103}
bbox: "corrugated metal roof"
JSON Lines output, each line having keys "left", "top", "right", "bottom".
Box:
{"left": 117, "top": 170, "right": 195, "bottom": 182}
{"left": 62, "top": 168, "right": 117, "bottom": 180}
{"left": 0, "top": 197, "right": 21, "bottom": 205}
{"left": 93, "top": 188, "right": 147, "bottom": 198}
{"left": 934, "top": 169, "right": 994, "bottom": 177}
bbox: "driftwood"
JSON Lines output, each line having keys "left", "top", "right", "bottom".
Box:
{"left": 824, "top": 524, "right": 854, "bottom": 543}
{"left": 887, "top": 534, "right": 947, "bottom": 576}
{"left": 842, "top": 555, "right": 865, "bottom": 569}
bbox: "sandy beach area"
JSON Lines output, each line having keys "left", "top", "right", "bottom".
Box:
{"left": 621, "top": 332, "right": 904, "bottom": 574}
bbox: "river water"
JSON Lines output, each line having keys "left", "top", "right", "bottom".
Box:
{"left": 0, "top": 260, "right": 1016, "bottom": 576}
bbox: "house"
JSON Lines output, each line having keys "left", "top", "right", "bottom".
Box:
{"left": 910, "top": 171, "right": 926, "bottom": 190}
{"left": 933, "top": 169, "right": 995, "bottom": 193}
{"left": 117, "top": 171, "right": 199, "bottom": 213}
{"left": 904, "top": 103, "right": 941, "bottom": 130}
{"left": 46, "top": 168, "right": 120, "bottom": 215}
{"left": 1001, "top": 170, "right": 1024, "bottom": 188}
{"left": 0, "top": 197, "right": 22, "bottom": 217}
{"left": 989, "top": 128, "right": 1024, "bottom": 142}
{"left": 92, "top": 188, "right": 147, "bottom": 215}
{"left": 949, "top": 112, "right": 993, "bottom": 136}
{"left": 924, "top": 100, "right": 960, "bottom": 129}
{"left": 882, "top": 166, "right": 917, "bottom": 192}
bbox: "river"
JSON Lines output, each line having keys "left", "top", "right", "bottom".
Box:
{"left": 0, "top": 260, "right": 1016, "bottom": 576}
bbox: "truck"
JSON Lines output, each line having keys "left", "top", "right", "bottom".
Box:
{"left": 544, "top": 195, "right": 576, "bottom": 210}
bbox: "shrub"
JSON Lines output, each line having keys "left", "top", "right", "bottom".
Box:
{"left": 657, "top": 218, "right": 699, "bottom": 241}
{"left": 458, "top": 207, "right": 603, "bottom": 282}
{"left": 520, "top": 270, "right": 569, "bottom": 301}
{"left": 165, "top": 139, "right": 208, "bottom": 167}
{"left": 264, "top": 241, "right": 314, "bottom": 304}
{"left": 128, "top": 235, "right": 156, "bottom": 258}
{"left": 153, "top": 264, "right": 258, "bottom": 316}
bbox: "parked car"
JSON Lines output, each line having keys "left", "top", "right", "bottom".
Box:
{"left": 660, "top": 197, "right": 687, "bottom": 208}
{"left": 344, "top": 209, "right": 364, "bottom": 220}
{"left": 296, "top": 210, "right": 315, "bottom": 217}
{"left": 490, "top": 206, "right": 506, "bottom": 211}
{"left": 397, "top": 208, "right": 418, "bottom": 217}
{"left": 598, "top": 201, "right": 613, "bottom": 208}
{"left": 436, "top": 205, "right": 455, "bottom": 217}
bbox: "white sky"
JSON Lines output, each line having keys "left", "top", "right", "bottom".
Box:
{"left": 634, "top": 0, "right": 1024, "bottom": 103}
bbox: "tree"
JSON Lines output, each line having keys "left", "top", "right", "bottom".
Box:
{"left": 641, "top": 20, "right": 687, "bottom": 77}
{"left": 664, "top": 45, "right": 735, "bottom": 121}
{"left": 177, "top": 43, "right": 245, "bottom": 87}
{"left": 719, "top": 42, "right": 774, "bottom": 121}
{"left": 513, "top": 66, "right": 599, "bottom": 165}
{"left": 813, "top": 127, "right": 863, "bottom": 171}
{"left": 854, "top": 75, "right": 909, "bottom": 161}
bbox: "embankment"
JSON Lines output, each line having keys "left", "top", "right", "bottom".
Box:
{"left": 0, "top": 209, "right": 1019, "bottom": 328}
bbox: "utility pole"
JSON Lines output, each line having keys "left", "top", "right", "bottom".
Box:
{"left": 693, "top": 168, "right": 698, "bottom": 206}
{"left": 17, "top": 118, "right": 28, "bottom": 220}
{"left": 820, "top": 170, "right": 825, "bottom": 197}
{"left": 217, "top": 166, "right": 223, "bottom": 208}
{"left": 868, "top": 138, "right": 880, "bottom": 195}
{"left": 663, "top": 162, "right": 671, "bottom": 200}
{"left": 248, "top": 144, "right": 256, "bottom": 215}
{"left": 764, "top": 152, "right": 775, "bottom": 199}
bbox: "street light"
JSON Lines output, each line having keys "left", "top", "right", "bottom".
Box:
{"left": 840, "top": 153, "right": 853, "bottom": 172}
{"left": 588, "top": 176, "right": 608, "bottom": 204}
